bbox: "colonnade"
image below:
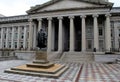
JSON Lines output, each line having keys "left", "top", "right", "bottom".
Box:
{"left": 0, "top": 25, "right": 28, "bottom": 49}
{"left": 28, "top": 13, "right": 111, "bottom": 52}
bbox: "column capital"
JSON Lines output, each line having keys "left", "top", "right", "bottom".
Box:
{"left": 57, "top": 16, "right": 63, "bottom": 20}
{"left": 47, "top": 17, "right": 52, "bottom": 20}
{"left": 37, "top": 18, "right": 42, "bottom": 21}
{"left": 105, "top": 13, "right": 111, "bottom": 17}
{"left": 92, "top": 14, "right": 99, "bottom": 18}
{"left": 80, "top": 15, "right": 86, "bottom": 18}
{"left": 69, "top": 16, "right": 74, "bottom": 19}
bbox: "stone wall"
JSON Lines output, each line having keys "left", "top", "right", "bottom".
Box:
{"left": 95, "top": 54, "right": 120, "bottom": 63}
{"left": 15, "top": 51, "right": 36, "bottom": 60}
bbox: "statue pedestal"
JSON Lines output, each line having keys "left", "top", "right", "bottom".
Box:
{"left": 35, "top": 51, "right": 47, "bottom": 61}
{"left": 5, "top": 51, "right": 68, "bottom": 78}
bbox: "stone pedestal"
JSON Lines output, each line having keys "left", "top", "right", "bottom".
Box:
{"left": 5, "top": 51, "right": 68, "bottom": 78}
{"left": 35, "top": 51, "right": 47, "bottom": 61}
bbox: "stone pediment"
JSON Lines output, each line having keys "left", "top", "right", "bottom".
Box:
{"left": 27, "top": 0, "right": 113, "bottom": 14}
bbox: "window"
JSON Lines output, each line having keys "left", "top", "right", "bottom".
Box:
{"left": 9, "top": 42, "right": 11, "bottom": 48}
{"left": 10, "top": 27, "right": 12, "bottom": 31}
{"left": 9, "top": 33, "right": 12, "bottom": 40}
{"left": 111, "top": 29, "right": 113, "bottom": 37}
{"left": 22, "top": 26, "right": 24, "bottom": 31}
{"left": 15, "top": 33, "right": 18, "bottom": 39}
{"left": 4, "top": 34, "right": 6, "bottom": 39}
{"left": 4, "top": 42, "right": 5, "bottom": 48}
{"left": 99, "top": 28, "right": 103, "bottom": 36}
{"left": 21, "top": 33, "right": 24, "bottom": 39}
{"left": 87, "top": 26, "right": 93, "bottom": 38}
{"left": 15, "top": 27, "right": 18, "bottom": 31}
{"left": 15, "top": 42, "right": 17, "bottom": 48}
{"left": 20, "top": 42, "right": 23, "bottom": 48}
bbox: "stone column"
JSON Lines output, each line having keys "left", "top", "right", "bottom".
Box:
{"left": 23, "top": 26, "right": 27, "bottom": 49}
{"left": 69, "top": 16, "right": 75, "bottom": 52}
{"left": 93, "top": 14, "right": 99, "bottom": 51}
{"left": 47, "top": 17, "right": 52, "bottom": 52}
{"left": 11, "top": 27, "right": 15, "bottom": 49}
{"left": 28, "top": 19, "right": 33, "bottom": 50}
{"left": 33, "top": 24, "right": 37, "bottom": 49}
{"left": 81, "top": 15, "right": 86, "bottom": 52}
{"left": 58, "top": 16, "right": 63, "bottom": 52}
{"left": 6, "top": 27, "right": 9, "bottom": 48}
{"left": 114, "top": 22, "right": 119, "bottom": 49}
{"left": 38, "top": 18, "right": 42, "bottom": 32}
{"left": 105, "top": 13, "right": 111, "bottom": 51}
{"left": 17, "top": 27, "right": 20, "bottom": 49}
{"left": 0, "top": 28, "right": 4, "bottom": 48}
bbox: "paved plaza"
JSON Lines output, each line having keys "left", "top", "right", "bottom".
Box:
{"left": 0, "top": 60, "right": 119, "bottom": 82}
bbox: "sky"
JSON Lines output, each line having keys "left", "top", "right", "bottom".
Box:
{"left": 0, "top": 0, "right": 119, "bottom": 16}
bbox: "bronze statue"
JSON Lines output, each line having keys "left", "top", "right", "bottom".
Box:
{"left": 37, "top": 29, "right": 47, "bottom": 49}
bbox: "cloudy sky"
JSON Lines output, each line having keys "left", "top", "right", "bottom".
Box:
{"left": 0, "top": 0, "right": 119, "bottom": 16}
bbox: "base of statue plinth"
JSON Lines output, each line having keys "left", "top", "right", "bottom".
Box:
{"left": 4, "top": 51, "right": 68, "bottom": 78}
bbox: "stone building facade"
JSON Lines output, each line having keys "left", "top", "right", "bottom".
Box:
{"left": 0, "top": 0, "right": 120, "bottom": 54}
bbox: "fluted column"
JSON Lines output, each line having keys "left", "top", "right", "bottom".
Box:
{"left": 47, "top": 17, "right": 52, "bottom": 52}
{"left": 11, "top": 27, "right": 15, "bottom": 49}
{"left": 17, "top": 27, "right": 20, "bottom": 49}
{"left": 58, "top": 16, "right": 63, "bottom": 52}
{"left": 23, "top": 26, "right": 27, "bottom": 49}
{"left": 81, "top": 15, "right": 86, "bottom": 52}
{"left": 0, "top": 28, "right": 4, "bottom": 48}
{"left": 38, "top": 18, "right": 42, "bottom": 32}
{"left": 93, "top": 14, "right": 99, "bottom": 51}
{"left": 6, "top": 28, "right": 9, "bottom": 48}
{"left": 28, "top": 19, "right": 33, "bottom": 50}
{"left": 105, "top": 13, "right": 111, "bottom": 51}
{"left": 69, "top": 16, "right": 75, "bottom": 52}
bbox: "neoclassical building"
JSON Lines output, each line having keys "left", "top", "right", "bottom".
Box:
{"left": 0, "top": 0, "right": 120, "bottom": 55}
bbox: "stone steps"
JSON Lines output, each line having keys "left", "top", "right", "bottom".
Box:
{"left": 5, "top": 66, "right": 68, "bottom": 78}
{"left": 10, "top": 64, "right": 65, "bottom": 74}
{"left": 4, "top": 60, "right": 68, "bottom": 78}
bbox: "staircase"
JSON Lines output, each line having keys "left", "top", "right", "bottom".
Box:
{"left": 60, "top": 52, "right": 94, "bottom": 63}
{"left": 116, "top": 58, "right": 120, "bottom": 64}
